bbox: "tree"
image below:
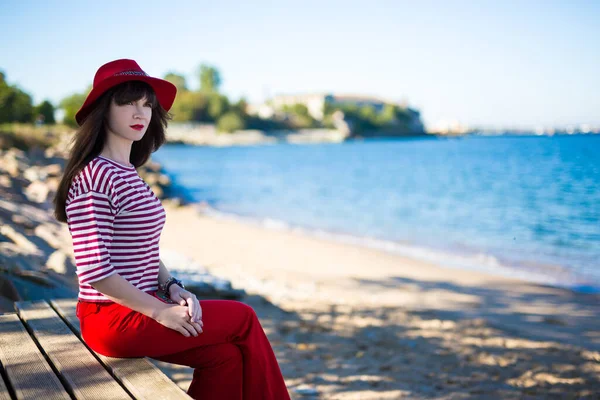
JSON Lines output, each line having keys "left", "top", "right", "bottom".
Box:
{"left": 376, "top": 104, "right": 396, "bottom": 127}
{"left": 207, "top": 94, "right": 229, "bottom": 121}
{"left": 0, "top": 71, "right": 34, "bottom": 123}
{"left": 34, "top": 100, "right": 56, "bottom": 124}
{"left": 358, "top": 105, "right": 377, "bottom": 122}
{"left": 198, "top": 64, "right": 222, "bottom": 93}
{"left": 217, "top": 111, "right": 246, "bottom": 133}
{"left": 59, "top": 92, "right": 87, "bottom": 127}
{"left": 281, "top": 103, "right": 318, "bottom": 129}
{"left": 0, "top": 72, "right": 13, "bottom": 123}
{"left": 12, "top": 90, "right": 34, "bottom": 122}
{"left": 394, "top": 106, "right": 413, "bottom": 123}
{"left": 169, "top": 91, "right": 209, "bottom": 122}
{"left": 164, "top": 72, "right": 188, "bottom": 92}
{"left": 231, "top": 98, "right": 248, "bottom": 116}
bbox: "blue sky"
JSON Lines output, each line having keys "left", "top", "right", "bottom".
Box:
{"left": 1, "top": 0, "right": 598, "bottom": 129}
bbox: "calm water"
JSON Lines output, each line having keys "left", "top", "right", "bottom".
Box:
{"left": 154, "top": 135, "right": 600, "bottom": 292}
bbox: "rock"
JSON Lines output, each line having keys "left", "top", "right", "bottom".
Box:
{"left": 24, "top": 166, "right": 47, "bottom": 182}
{"left": 145, "top": 173, "right": 159, "bottom": 186}
{"left": 0, "top": 198, "right": 54, "bottom": 225}
{"left": 45, "top": 177, "right": 60, "bottom": 193}
{"left": 294, "top": 385, "right": 319, "bottom": 396}
{"left": 27, "top": 146, "right": 45, "bottom": 162}
{"left": 46, "top": 250, "right": 75, "bottom": 275}
{"left": 11, "top": 214, "right": 37, "bottom": 230}
{"left": 24, "top": 180, "right": 50, "bottom": 203}
{"left": 44, "top": 147, "right": 59, "bottom": 158}
{"left": 0, "top": 274, "right": 21, "bottom": 302}
{"left": 542, "top": 316, "right": 567, "bottom": 326}
{"left": 186, "top": 282, "right": 245, "bottom": 300}
{"left": 43, "top": 164, "right": 63, "bottom": 177}
{"left": 150, "top": 184, "right": 163, "bottom": 199}
{"left": 158, "top": 174, "right": 171, "bottom": 186}
{"left": 6, "top": 148, "right": 27, "bottom": 161}
{"left": 2, "top": 156, "right": 20, "bottom": 177}
{"left": 13, "top": 270, "right": 55, "bottom": 287}
{"left": 34, "top": 224, "right": 64, "bottom": 249}
{"left": 0, "top": 175, "right": 11, "bottom": 188}
{"left": 2, "top": 149, "right": 29, "bottom": 177}
{"left": 162, "top": 197, "right": 183, "bottom": 208}
{"left": 0, "top": 225, "right": 40, "bottom": 255}
{"left": 0, "top": 243, "right": 44, "bottom": 272}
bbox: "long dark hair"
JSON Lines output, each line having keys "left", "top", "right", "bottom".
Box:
{"left": 54, "top": 81, "right": 172, "bottom": 223}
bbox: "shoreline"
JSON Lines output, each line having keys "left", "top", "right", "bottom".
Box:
{"left": 162, "top": 202, "right": 599, "bottom": 307}
{"left": 167, "top": 200, "right": 600, "bottom": 296}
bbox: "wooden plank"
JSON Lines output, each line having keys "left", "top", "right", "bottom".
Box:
{"left": 0, "top": 371, "right": 12, "bottom": 400}
{"left": 51, "top": 299, "right": 191, "bottom": 400}
{"left": 0, "top": 313, "right": 69, "bottom": 400}
{"left": 15, "top": 301, "right": 131, "bottom": 400}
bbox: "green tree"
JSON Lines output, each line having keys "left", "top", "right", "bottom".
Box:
{"left": 34, "top": 100, "right": 56, "bottom": 124}
{"left": 164, "top": 72, "right": 188, "bottom": 92}
{"left": 376, "top": 104, "right": 396, "bottom": 126}
{"left": 359, "top": 105, "right": 377, "bottom": 122}
{"left": 59, "top": 92, "right": 87, "bottom": 127}
{"left": 13, "top": 90, "right": 33, "bottom": 122}
{"left": 198, "top": 64, "right": 222, "bottom": 93}
{"left": 217, "top": 111, "right": 246, "bottom": 133}
{"left": 280, "top": 103, "right": 319, "bottom": 128}
{"left": 231, "top": 98, "right": 248, "bottom": 116}
{"left": 0, "top": 71, "right": 8, "bottom": 122}
{"left": 394, "top": 106, "right": 413, "bottom": 123}
{"left": 0, "top": 71, "right": 34, "bottom": 123}
{"left": 207, "top": 94, "right": 229, "bottom": 121}
{"left": 323, "top": 101, "right": 336, "bottom": 117}
{"left": 170, "top": 91, "right": 209, "bottom": 122}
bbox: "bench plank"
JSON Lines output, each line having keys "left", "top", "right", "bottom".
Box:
{"left": 50, "top": 299, "right": 191, "bottom": 400}
{"left": 0, "top": 371, "right": 12, "bottom": 400}
{"left": 0, "top": 313, "right": 69, "bottom": 400}
{"left": 15, "top": 301, "right": 131, "bottom": 400}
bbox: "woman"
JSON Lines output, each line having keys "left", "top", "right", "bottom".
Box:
{"left": 54, "top": 59, "right": 290, "bottom": 400}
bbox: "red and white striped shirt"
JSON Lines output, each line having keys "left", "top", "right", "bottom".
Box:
{"left": 65, "top": 155, "right": 166, "bottom": 302}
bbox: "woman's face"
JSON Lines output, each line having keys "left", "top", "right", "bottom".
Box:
{"left": 105, "top": 96, "right": 153, "bottom": 143}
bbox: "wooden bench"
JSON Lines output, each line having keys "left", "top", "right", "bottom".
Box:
{"left": 0, "top": 299, "right": 191, "bottom": 399}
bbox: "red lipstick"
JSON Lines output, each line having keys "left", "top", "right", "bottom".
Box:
{"left": 130, "top": 124, "right": 144, "bottom": 131}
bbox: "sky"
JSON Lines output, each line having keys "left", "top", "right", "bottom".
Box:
{"left": 1, "top": 0, "right": 598, "bottom": 130}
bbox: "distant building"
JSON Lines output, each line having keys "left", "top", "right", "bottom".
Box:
{"left": 268, "top": 93, "right": 328, "bottom": 120}
{"left": 247, "top": 92, "right": 425, "bottom": 136}
{"left": 430, "top": 120, "right": 470, "bottom": 135}
{"left": 248, "top": 93, "right": 411, "bottom": 121}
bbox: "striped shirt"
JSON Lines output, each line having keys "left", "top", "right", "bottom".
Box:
{"left": 65, "top": 155, "right": 166, "bottom": 302}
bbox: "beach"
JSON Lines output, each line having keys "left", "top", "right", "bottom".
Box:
{"left": 154, "top": 203, "right": 600, "bottom": 399}
{"left": 1, "top": 144, "right": 599, "bottom": 399}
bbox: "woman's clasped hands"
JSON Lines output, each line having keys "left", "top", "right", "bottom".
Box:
{"left": 154, "top": 286, "right": 204, "bottom": 337}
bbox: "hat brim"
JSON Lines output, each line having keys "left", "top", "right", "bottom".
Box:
{"left": 75, "top": 75, "right": 177, "bottom": 125}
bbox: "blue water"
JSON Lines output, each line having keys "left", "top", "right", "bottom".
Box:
{"left": 154, "top": 135, "right": 600, "bottom": 292}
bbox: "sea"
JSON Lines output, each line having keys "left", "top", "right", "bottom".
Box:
{"left": 153, "top": 134, "right": 600, "bottom": 293}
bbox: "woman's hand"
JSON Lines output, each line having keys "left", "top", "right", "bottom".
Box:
{"left": 169, "top": 286, "right": 203, "bottom": 329}
{"left": 153, "top": 304, "right": 202, "bottom": 337}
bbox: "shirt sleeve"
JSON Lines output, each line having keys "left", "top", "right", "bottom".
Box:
{"left": 65, "top": 191, "right": 117, "bottom": 285}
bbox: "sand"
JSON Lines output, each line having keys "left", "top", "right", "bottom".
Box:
{"left": 152, "top": 204, "right": 600, "bottom": 399}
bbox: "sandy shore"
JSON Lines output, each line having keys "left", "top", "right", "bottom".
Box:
{"left": 3, "top": 143, "right": 597, "bottom": 398}
{"left": 154, "top": 203, "right": 600, "bottom": 399}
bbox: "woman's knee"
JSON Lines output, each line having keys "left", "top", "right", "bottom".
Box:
{"left": 235, "top": 301, "right": 257, "bottom": 318}
{"left": 218, "top": 343, "right": 243, "bottom": 365}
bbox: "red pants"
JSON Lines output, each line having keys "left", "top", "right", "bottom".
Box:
{"left": 76, "top": 293, "right": 290, "bottom": 399}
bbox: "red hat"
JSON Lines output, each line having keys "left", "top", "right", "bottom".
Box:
{"left": 75, "top": 59, "right": 177, "bottom": 125}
